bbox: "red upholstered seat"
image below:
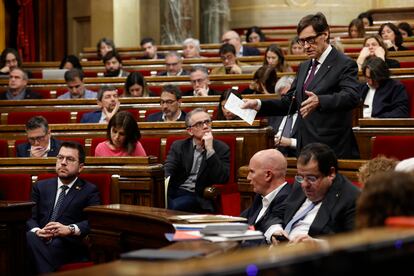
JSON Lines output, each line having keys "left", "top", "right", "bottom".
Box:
{"left": 371, "top": 136, "right": 414, "bottom": 160}
{"left": 90, "top": 137, "right": 106, "bottom": 156}
{"left": 0, "top": 174, "right": 32, "bottom": 200}
{"left": 58, "top": 262, "right": 94, "bottom": 272}
{"left": 165, "top": 135, "right": 240, "bottom": 216}
{"left": 0, "top": 139, "right": 8, "bottom": 157}
{"left": 37, "top": 173, "right": 112, "bottom": 205}
{"left": 400, "top": 79, "right": 414, "bottom": 117}
{"left": 30, "top": 89, "right": 52, "bottom": 99}
{"left": 7, "top": 111, "right": 71, "bottom": 125}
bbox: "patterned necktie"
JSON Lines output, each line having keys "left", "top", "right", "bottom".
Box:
{"left": 303, "top": 60, "right": 319, "bottom": 92}
{"left": 281, "top": 115, "right": 293, "bottom": 138}
{"left": 50, "top": 185, "right": 69, "bottom": 222}
{"left": 284, "top": 202, "right": 316, "bottom": 234}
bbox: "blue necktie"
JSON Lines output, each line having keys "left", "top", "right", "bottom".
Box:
{"left": 50, "top": 185, "right": 69, "bottom": 222}
{"left": 284, "top": 202, "right": 316, "bottom": 234}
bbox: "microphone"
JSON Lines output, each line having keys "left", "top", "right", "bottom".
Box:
{"left": 276, "top": 95, "right": 296, "bottom": 148}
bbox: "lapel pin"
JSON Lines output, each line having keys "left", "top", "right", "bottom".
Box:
{"left": 336, "top": 193, "right": 339, "bottom": 197}
{"left": 75, "top": 186, "right": 81, "bottom": 190}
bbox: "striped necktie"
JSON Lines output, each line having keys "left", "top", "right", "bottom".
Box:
{"left": 50, "top": 185, "right": 69, "bottom": 222}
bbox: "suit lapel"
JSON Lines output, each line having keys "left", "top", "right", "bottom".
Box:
{"left": 55, "top": 178, "right": 84, "bottom": 220}
{"left": 249, "top": 195, "right": 263, "bottom": 225}
{"left": 46, "top": 179, "right": 59, "bottom": 221}
{"left": 307, "top": 48, "right": 337, "bottom": 92}
{"left": 297, "top": 60, "right": 312, "bottom": 99}
{"left": 284, "top": 184, "right": 307, "bottom": 224}
{"left": 183, "top": 139, "right": 195, "bottom": 174}
{"left": 309, "top": 176, "right": 341, "bottom": 235}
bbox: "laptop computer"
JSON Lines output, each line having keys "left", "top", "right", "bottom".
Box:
{"left": 42, "top": 69, "right": 68, "bottom": 80}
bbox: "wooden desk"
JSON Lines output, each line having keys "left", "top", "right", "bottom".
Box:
{"left": 54, "top": 227, "right": 414, "bottom": 276}
{"left": 84, "top": 204, "right": 238, "bottom": 263}
{"left": 0, "top": 201, "right": 35, "bottom": 276}
{"left": 0, "top": 157, "right": 165, "bottom": 207}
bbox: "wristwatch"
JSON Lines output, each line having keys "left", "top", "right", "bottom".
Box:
{"left": 68, "top": 224, "right": 76, "bottom": 235}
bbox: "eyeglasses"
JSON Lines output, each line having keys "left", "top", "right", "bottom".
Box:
{"left": 190, "top": 78, "right": 207, "bottom": 85}
{"left": 166, "top": 62, "right": 179, "bottom": 67}
{"left": 56, "top": 154, "right": 78, "bottom": 164}
{"left": 298, "top": 33, "right": 324, "bottom": 46}
{"left": 28, "top": 134, "right": 47, "bottom": 143}
{"left": 189, "top": 119, "right": 212, "bottom": 128}
{"left": 295, "top": 174, "right": 321, "bottom": 184}
{"left": 160, "top": 99, "right": 177, "bottom": 105}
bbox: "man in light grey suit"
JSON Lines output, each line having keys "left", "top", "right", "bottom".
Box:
{"left": 242, "top": 12, "right": 360, "bottom": 159}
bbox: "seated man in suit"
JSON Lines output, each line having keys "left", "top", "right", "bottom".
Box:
{"left": 102, "top": 51, "right": 129, "bottom": 77}
{"left": 183, "top": 66, "right": 220, "bottom": 96}
{"left": 80, "top": 85, "right": 120, "bottom": 123}
{"left": 146, "top": 84, "right": 186, "bottom": 122}
{"left": 16, "top": 115, "right": 62, "bottom": 157}
{"left": 26, "top": 141, "right": 101, "bottom": 274}
{"left": 241, "top": 149, "right": 292, "bottom": 241}
{"left": 58, "top": 68, "right": 97, "bottom": 99}
{"left": 0, "top": 67, "right": 40, "bottom": 100}
{"left": 269, "top": 143, "right": 360, "bottom": 245}
{"left": 158, "top": 51, "right": 189, "bottom": 76}
{"left": 165, "top": 108, "right": 230, "bottom": 212}
{"left": 221, "top": 30, "right": 260, "bottom": 57}
{"left": 210, "top": 44, "right": 247, "bottom": 75}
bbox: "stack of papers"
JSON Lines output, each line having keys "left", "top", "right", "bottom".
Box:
{"left": 169, "top": 214, "right": 247, "bottom": 224}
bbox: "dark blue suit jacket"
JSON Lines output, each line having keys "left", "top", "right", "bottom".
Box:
{"left": 267, "top": 115, "right": 298, "bottom": 157}
{"left": 242, "top": 45, "right": 260, "bottom": 56}
{"left": 80, "top": 110, "right": 102, "bottom": 123}
{"left": 241, "top": 183, "right": 292, "bottom": 233}
{"left": 360, "top": 79, "right": 409, "bottom": 118}
{"left": 27, "top": 177, "right": 100, "bottom": 236}
{"left": 146, "top": 111, "right": 186, "bottom": 122}
{"left": 16, "top": 137, "right": 62, "bottom": 157}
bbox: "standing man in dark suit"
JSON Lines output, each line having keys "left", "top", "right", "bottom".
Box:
{"left": 165, "top": 108, "right": 230, "bottom": 212}
{"left": 26, "top": 141, "right": 101, "bottom": 274}
{"left": 0, "top": 68, "right": 41, "bottom": 100}
{"left": 146, "top": 84, "right": 186, "bottom": 122}
{"left": 269, "top": 143, "right": 360, "bottom": 245}
{"left": 242, "top": 13, "right": 360, "bottom": 159}
{"left": 16, "top": 116, "right": 62, "bottom": 157}
{"left": 241, "top": 149, "right": 291, "bottom": 243}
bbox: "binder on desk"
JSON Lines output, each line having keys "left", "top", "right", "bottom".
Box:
{"left": 169, "top": 214, "right": 247, "bottom": 224}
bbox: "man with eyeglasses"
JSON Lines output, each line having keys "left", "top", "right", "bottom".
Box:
{"left": 146, "top": 84, "right": 186, "bottom": 122}
{"left": 164, "top": 108, "right": 230, "bottom": 212}
{"left": 268, "top": 143, "right": 360, "bottom": 246}
{"left": 158, "top": 51, "right": 189, "bottom": 76}
{"left": 242, "top": 12, "right": 360, "bottom": 159}
{"left": 184, "top": 66, "right": 220, "bottom": 96}
{"left": 26, "top": 141, "right": 100, "bottom": 274}
{"left": 58, "top": 68, "right": 97, "bottom": 99}
{"left": 211, "top": 44, "right": 247, "bottom": 75}
{"left": 16, "top": 116, "right": 62, "bottom": 157}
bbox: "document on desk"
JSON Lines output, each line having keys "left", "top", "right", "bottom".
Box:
{"left": 224, "top": 93, "right": 257, "bottom": 125}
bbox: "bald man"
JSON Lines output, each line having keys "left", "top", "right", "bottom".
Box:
{"left": 241, "top": 149, "right": 292, "bottom": 243}
{"left": 221, "top": 30, "right": 260, "bottom": 57}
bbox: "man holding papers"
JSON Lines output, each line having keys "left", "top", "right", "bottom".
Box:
{"left": 165, "top": 108, "right": 230, "bottom": 213}
{"left": 241, "top": 149, "right": 291, "bottom": 244}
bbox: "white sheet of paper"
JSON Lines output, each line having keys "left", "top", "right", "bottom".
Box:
{"left": 224, "top": 93, "right": 257, "bottom": 125}
{"left": 164, "top": 176, "right": 170, "bottom": 208}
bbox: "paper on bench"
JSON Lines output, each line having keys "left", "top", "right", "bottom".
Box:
{"left": 224, "top": 93, "right": 257, "bottom": 125}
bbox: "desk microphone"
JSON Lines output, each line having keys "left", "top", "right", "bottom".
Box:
{"left": 276, "top": 95, "right": 296, "bottom": 148}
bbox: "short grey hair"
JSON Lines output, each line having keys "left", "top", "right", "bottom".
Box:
{"left": 185, "top": 107, "right": 210, "bottom": 127}
{"left": 190, "top": 65, "right": 209, "bottom": 77}
{"left": 183, "top": 38, "right": 201, "bottom": 52}
{"left": 275, "top": 75, "right": 294, "bottom": 94}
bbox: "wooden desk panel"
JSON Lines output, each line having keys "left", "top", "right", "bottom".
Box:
{"left": 0, "top": 201, "right": 35, "bottom": 276}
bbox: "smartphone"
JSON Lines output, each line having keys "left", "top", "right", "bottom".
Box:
{"left": 273, "top": 234, "right": 289, "bottom": 242}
